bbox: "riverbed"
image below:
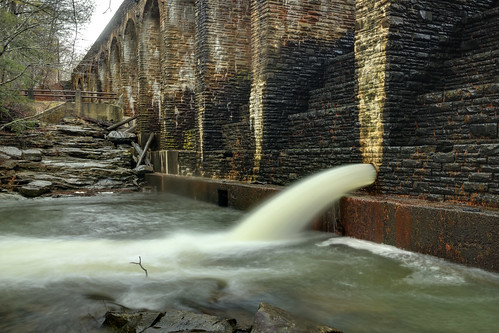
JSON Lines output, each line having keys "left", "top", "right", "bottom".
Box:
{"left": 0, "top": 192, "right": 498, "bottom": 332}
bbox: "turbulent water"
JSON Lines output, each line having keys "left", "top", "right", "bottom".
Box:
{"left": 0, "top": 190, "right": 498, "bottom": 331}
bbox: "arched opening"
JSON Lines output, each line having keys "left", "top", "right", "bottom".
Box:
{"left": 97, "top": 53, "right": 108, "bottom": 94}
{"left": 77, "top": 78, "right": 84, "bottom": 90}
{"left": 139, "top": 0, "right": 162, "bottom": 142}
{"left": 89, "top": 62, "right": 98, "bottom": 102}
{"left": 123, "top": 19, "right": 139, "bottom": 116}
{"left": 109, "top": 38, "right": 121, "bottom": 94}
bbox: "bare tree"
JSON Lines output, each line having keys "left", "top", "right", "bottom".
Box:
{"left": 0, "top": 0, "right": 95, "bottom": 119}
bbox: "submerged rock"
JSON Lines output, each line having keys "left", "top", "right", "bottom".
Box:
{"left": 252, "top": 303, "right": 342, "bottom": 333}
{"left": 146, "top": 310, "right": 236, "bottom": 333}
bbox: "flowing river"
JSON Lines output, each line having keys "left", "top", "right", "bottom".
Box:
{"left": 1, "top": 190, "right": 498, "bottom": 332}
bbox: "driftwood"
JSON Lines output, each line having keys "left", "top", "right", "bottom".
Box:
{"left": 135, "top": 133, "right": 154, "bottom": 169}
{"left": 106, "top": 115, "right": 138, "bottom": 131}
{"left": 130, "top": 256, "right": 148, "bottom": 277}
{"left": 131, "top": 142, "right": 152, "bottom": 167}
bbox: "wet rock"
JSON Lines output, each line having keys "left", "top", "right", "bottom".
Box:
{"left": 22, "top": 149, "right": 42, "bottom": 162}
{"left": 107, "top": 130, "right": 137, "bottom": 144}
{"left": 18, "top": 180, "right": 53, "bottom": 197}
{"left": 102, "top": 310, "right": 237, "bottom": 333}
{"left": 102, "top": 311, "right": 164, "bottom": 333}
{"left": 146, "top": 310, "right": 236, "bottom": 333}
{"left": 252, "top": 303, "right": 342, "bottom": 333}
{"left": 101, "top": 304, "right": 341, "bottom": 333}
{"left": 0, "top": 146, "right": 22, "bottom": 159}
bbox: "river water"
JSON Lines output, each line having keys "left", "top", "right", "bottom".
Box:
{"left": 0, "top": 192, "right": 498, "bottom": 332}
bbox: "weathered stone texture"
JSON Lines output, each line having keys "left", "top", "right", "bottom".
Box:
{"left": 73, "top": 0, "right": 499, "bottom": 208}
{"left": 378, "top": 1, "right": 499, "bottom": 207}
{"left": 162, "top": 0, "right": 196, "bottom": 150}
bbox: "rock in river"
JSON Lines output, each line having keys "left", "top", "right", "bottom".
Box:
{"left": 18, "top": 180, "right": 53, "bottom": 197}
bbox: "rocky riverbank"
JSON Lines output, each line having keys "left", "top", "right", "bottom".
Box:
{"left": 0, "top": 116, "right": 144, "bottom": 197}
{"left": 102, "top": 303, "right": 342, "bottom": 333}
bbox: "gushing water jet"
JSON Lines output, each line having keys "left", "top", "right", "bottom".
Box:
{"left": 229, "top": 163, "right": 377, "bottom": 241}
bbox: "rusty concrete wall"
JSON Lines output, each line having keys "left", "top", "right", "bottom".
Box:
{"left": 340, "top": 196, "right": 499, "bottom": 272}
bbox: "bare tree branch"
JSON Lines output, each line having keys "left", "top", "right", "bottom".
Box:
{"left": 130, "top": 256, "right": 149, "bottom": 277}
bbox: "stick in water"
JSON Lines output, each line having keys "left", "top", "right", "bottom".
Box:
{"left": 130, "top": 256, "right": 148, "bottom": 277}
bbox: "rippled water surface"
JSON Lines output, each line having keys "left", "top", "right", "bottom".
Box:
{"left": 0, "top": 192, "right": 498, "bottom": 332}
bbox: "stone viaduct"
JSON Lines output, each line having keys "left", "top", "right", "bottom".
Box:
{"left": 73, "top": 0, "right": 498, "bottom": 269}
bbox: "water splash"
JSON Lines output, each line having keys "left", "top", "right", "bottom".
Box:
{"left": 229, "top": 164, "right": 377, "bottom": 241}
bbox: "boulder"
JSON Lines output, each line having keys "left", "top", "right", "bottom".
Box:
{"left": 144, "top": 310, "right": 236, "bottom": 333}
{"left": 18, "top": 180, "right": 53, "bottom": 197}
{"left": 22, "top": 149, "right": 42, "bottom": 162}
{"left": 102, "top": 311, "right": 163, "bottom": 333}
{"left": 251, "top": 303, "right": 342, "bottom": 333}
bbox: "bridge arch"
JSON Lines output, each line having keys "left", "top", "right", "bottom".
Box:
{"left": 109, "top": 38, "right": 122, "bottom": 95}
{"left": 123, "top": 18, "right": 139, "bottom": 116}
{"left": 138, "top": 0, "right": 163, "bottom": 143}
{"left": 97, "top": 52, "right": 109, "bottom": 93}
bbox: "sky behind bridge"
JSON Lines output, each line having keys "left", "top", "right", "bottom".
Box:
{"left": 78, "top": 0, "right": 125, "bottom": 54}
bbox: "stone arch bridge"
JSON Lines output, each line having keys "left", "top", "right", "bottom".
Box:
{"left": 72, "top": 0, "right": 498, "bottom": 208}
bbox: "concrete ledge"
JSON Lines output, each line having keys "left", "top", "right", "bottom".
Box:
{"left": 340, "top": 196, "right": 499, "bottom": 272}
{"left": 145, "top": 173, "right": 280, "bottom": 210}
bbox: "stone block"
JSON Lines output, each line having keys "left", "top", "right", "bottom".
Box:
{"left": 470, "top": 124, "right": 498, "bottom": 138}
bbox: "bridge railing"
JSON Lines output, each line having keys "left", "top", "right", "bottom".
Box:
{"left": 20, "top": 89, "right": 118, "bottom": 103}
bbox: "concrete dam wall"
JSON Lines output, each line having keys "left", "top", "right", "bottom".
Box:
{"left": 72, "top": 0, "right": 498, "bottom": 271}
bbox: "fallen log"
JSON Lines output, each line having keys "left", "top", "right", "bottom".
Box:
{"left": 131, "top": 142, "right": 152, "bottom": 167}
{"left": 135, "top": 133, "right": 154, "bottom": 169}
{"left": 106, "top": 115, "right": 138, "bottom": 131}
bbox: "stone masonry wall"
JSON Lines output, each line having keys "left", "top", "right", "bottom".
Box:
{"left": 377, "top": 0, "right": 498, "bottom": 207}
{"left": 250, "top": 0, "right": 356, "bottom": 180}
{"left": 161, "top": 0, "right": 196, "bottom": 150}
{"left": 72, "top": 0, "right": 499, "bottom": 208}
{"left": 138, "top": 0, "right": 162, "bottom": 143}
{"left": 195, "top": 0, "right": 252, "bottom": 178}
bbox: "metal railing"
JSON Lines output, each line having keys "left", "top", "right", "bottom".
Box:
{"left": 20, "top": 89, "right": 118, "bottom": 103}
